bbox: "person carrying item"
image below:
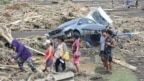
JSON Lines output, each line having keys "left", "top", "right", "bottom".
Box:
{"left": 54, "top": 37, "right": 68, "bottom": 72}
{"left": 99, "top": 30, "right": 107, "bottom": 69}
{"left": 72, "top": 34, "right": 81, "bottom": 75}
{"left": 104, "top": 30, "right": 116, "bottom": 74}
{"left": 43, "top": 40, "right": 54, "bottom": 72}
{"left": 5, "top": 39, "right": 36, "bottom": 73}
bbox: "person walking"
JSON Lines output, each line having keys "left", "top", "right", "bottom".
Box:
{"left": 126, "top": 0, "right": 131, "bottom": 8}
{"left": 104, "top": 30, "right": 116, "bottom": 74}
{"left": 55, "top": 37, "right": 67, "bottom": 72}
{"left": 99, "top": 30, "right": 107, "bottom": 69}
{"left": 43, "top": 40, "right": 54, "bottom": 72}
{"left": 5, "top": 39, "right": 36, "bottom": 73}
{"left": 72, "top": 35, "right": 81, "bottom": 75}
{"left": 135, "top": 0, "right": 139, "bottom": 8}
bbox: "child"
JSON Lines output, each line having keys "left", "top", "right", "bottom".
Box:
{"left": 72, "top": 35, "right": 81, "bottom": 75}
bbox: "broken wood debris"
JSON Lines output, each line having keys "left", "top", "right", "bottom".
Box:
{"left": 113, "top": 58, "right": 140, "bottom": 73}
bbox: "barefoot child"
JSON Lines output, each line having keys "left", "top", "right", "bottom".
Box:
{"left": 72, "top": 35, "right": 81, "bottom": 74}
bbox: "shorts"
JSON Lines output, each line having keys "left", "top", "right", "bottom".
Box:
{"left": 104, "top": 55, "right": 112, "bottom": 62}
{"left": 73, "top": 57, "right": 79, "bottom": 65}
{"left": 46, "top": 60, "right": 53, "bottom": 67}
{"left": 99, "top": 51, "right": 104, "bottom": 57}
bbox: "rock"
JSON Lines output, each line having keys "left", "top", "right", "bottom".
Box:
{"left": 52, "top": 71, "right": 74, "bottom": 81}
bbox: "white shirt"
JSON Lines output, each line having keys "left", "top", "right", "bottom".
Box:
{"left": 100, "top": 36, "right": 105, "bottom": 51}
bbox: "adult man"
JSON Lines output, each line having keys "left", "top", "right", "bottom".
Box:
{"left": 104, "top": 30, "right": 116, "bottom": 74}
{"left": 99, "top": 30, "right": 107, "bottom": 69}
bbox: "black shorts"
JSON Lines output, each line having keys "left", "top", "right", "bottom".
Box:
{"left": 99, "top": 51, "right": 104, "bottom": 57}
{"left": 104, "top": 55, "right": 112, "bottom": 62}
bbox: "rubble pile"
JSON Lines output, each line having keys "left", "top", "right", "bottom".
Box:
{"left": 112, "top": 17, "right": 144, "bottom": 33}
{"left": 0, "top": 2, "right": 89, "bottom": 31}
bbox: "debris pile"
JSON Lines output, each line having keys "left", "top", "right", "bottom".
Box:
{"left": 0, "top": 2, "right": 89, "bottom": 31}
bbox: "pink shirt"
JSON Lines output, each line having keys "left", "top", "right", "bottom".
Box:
{"left": 72, "top": 39, "right": 80, "bottom": 54}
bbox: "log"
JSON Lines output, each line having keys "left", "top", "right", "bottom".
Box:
{"left": 0, "top": 64, "right": 28, "bottom": 69}
{"left": 52, "top": 71, "right": 74, "bottom": 81}
{"left": 26, "top": 46, "right": 45, "bottom": 55}
{"left": 113, "top": 59, "right": 139, "bottom": 72}
{"left": 1, "top": 32, "right": 45, "bottom": 55}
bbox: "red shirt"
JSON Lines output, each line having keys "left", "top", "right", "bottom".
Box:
{"left": 45, "top": 47, "right": 54, "bottom": 60}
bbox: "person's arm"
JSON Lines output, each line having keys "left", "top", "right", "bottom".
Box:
{"left": 62, "top": 43, "right": 67, "bottom": 58}
{"left": 106, "top": 39, "right": 116, "bottom": 48}
{"left": 14, "top": 46, "right": 24, "bottom": 60}
{"left": 75, "top": 41, "right": 80, "bottom": 55}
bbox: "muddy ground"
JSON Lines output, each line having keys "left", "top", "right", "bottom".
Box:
{"left": 0, "top": 0, "right": 144, "bottom": 81}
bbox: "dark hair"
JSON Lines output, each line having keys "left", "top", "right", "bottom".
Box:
{"left": 73, "top": 34, "right": 79, "bottom": 39}
{"left": 5, "top": 42, "right": 14, "bottom": 49}
{"left": 106, "top": 30, "right": 113, "bottom": 36}
{"left": 57, "top": 36, "right": 64, "bottom": 42}
{"left": 50, "top": 42, "right": 53, "bottom": 46}
{"left": 102, "top": 30, "right": 107, "bottom": 33}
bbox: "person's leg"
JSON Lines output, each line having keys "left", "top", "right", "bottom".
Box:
{"left": 73, "top": 57, "right": 80, "bottom": 74}
{"left": 104, "top": 55, "right": 110, "bottom": 72}
{"left": 108, "top": 56, "right": 113, "bottom": 72}
{"left": 61, "top": 60, "right": 66, "bottom": 72}
{"left": 109, "top": 62, "right": 112, "bottom": 71}
{"left": 17, "top": 58, "right": 25, "bottom": 72}
{"left": 101, "top": 57, "right": 106, "bottom": 69}
{"left": 55, "top": 58, "right": 60, "bottom": 72}
{"left": 75, "top": 64, "right": 80, "bottom": 74}
{"left": 46, "top": 60, "right": 53, "bottom": 72}
{"left": 26, "top": 57, "right": 36, "bottom": 72}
